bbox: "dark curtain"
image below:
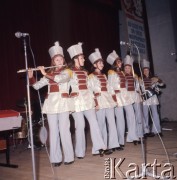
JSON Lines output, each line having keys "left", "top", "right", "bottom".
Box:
{"left": 0, "top": 0, "right": 120, "bottom": 110}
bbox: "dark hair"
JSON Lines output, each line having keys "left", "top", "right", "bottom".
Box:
{"left": 143, "top": 68, "right": 153, "bottom": 78}
{"left": 67, "top": 54, "right": 80, "bottom": 69}
{"left": 110, "top": 58, "right": 123, "bottom": 71}
{"left": 90, "top": 59, "right": 104, "bottom": 73}
{"left": 68, "top": 54, "right": 88, "bottom": 72}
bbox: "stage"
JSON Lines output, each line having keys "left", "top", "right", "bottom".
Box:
{"left": 0, "top": 121, "right": 177, "bottom": 180}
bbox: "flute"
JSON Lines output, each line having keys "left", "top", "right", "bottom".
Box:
{"left": 17, "top": 65, "right": 65, "bottom": 73}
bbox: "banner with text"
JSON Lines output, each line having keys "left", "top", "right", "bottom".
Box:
{"left": 121, "top": 0, "right": 148, "bottom": 60}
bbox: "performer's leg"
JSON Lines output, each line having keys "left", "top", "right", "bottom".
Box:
{"left": 124, "top": 105, "right": 139, "bottom": 142}
{"left": 58, "top": 112, "right": 74, "bottom": 163}
{"left": 72, "top": 111, "right": 86, "bottom": 158}
{"left": 150, "top": 105, "right": 161, "bottom": 134}
{"left": 143, "top": 105, "right": 150, "bottom": 134}
{"left": 133, "top": 103, "right": 144, "bottom": 138}
{"left": 96, "top": 109, "right": 107, "bottom": 147}
{"left": 115, "top": 106, "right": 125, "bottom": 146}
{"left": 84, "top": 109, "right": 106, "bottom": 154}
{"left": 106, "top": 108, "right": 120, "bottom": 149}
{"left": 47, "top": 114, "right": 62, "bottom": 163}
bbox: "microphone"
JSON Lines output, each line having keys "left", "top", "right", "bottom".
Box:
{"left": 15, "top": 32, "right": 29, "bottom": 38}
{"left": 170, "top": 52, "right": 176, "bottom": 56}
{"left": 120, "top": 41, "right": 131, "bottom": 46}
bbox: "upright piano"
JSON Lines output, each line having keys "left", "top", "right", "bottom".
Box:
{"left": 0, "top": 110, "right": 22, "bottom": 168}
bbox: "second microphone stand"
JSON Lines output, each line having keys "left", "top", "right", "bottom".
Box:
{"left": 125, "top": 43, "right": 169, "bottom": 180}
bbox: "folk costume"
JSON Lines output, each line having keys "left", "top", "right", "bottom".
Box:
{"left": 123, "top": 55, "right": 144, "bottom": 138}
{"left": 67, "top": 43, "right": 106, "bottom": 158}
{"left": 107, "top": 51, "right": 139, "bottom": 145}
{"left": 140, "top": 59, "right": 162, "bottom": 134}
{"left": 29, "top": 42, "right": 74, "bottom": 166}
{"left": 88, "top": 49, "right": 121, "bottom": 153}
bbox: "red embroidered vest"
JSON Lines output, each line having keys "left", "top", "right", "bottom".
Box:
{"left": 143, "top": 77, "right": 152, "bottom": 90}
{"left": 125, "top": 73, "right": 135, "bottom": 91}
{"left": 116, "top": 71, "right": 126, "bottom": 88}
{"left": 73, "top": 68, "right": 88, "bottom": 90}
{"left": 93, "top": 72, "right": 107, "bottom": 91}
{"left": 48, "top": 70, "right": 62, "bottom": 92}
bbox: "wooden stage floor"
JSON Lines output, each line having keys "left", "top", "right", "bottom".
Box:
{"left": 0, "top": 121, "right": 177, "bottom": 180}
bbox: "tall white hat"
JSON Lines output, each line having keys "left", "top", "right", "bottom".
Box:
{"left": 106, "top": 50, "right": 120, "bottom": 65}
{"left": 124, "top": 55, "right": 134, "bottom": 66}
{"left": 88, "top": 48, "right": 102, "bottom": 64}
{"left": 141, "top": 59, "right": 150, "bottom": 68}
{"left": 67, "top": 42, "right": 83, "bottom": 59}
{"left": 48, "top": 41, "right": 64, "bottom": 59}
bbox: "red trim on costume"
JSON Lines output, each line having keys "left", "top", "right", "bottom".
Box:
{"left": 79, "top": 85, "right": 88, "bottom": 90}
{"left": 125, "top": 73, "right": 135, "bottom": 91}
{"left": 78, "top": 79, "right": 86, "bottom": 84}
{"left": 93, "top": 73, "right": 108, "bottom": 92}
{"left": 116, "top": 71, "right": 126, "bottom": 88}
{"left": 49, "top": 85, "right": 59, "bottom": 92}
{"left": 29, "top": 77, "right": 36, "bottom": 85}
{"left": 143, "top": 77, "right": 152, "bottom": 90}
{"left": 70, "top": 92, "right": 79, "bottom": 97}
{"left": 112, "top": 95, "right": 117, "bottom": 103}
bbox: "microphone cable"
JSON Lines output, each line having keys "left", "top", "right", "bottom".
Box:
{"left": 28, "top": 35, "right": 55, "bottom": 175}
{"left": 121, "top": 41, "right": 171, "bottom": 179}
{"left": 133, "top": 43, "right": 171, "bottom": 166}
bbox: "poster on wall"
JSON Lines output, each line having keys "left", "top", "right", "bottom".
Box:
{"left": 121, "top": 0, "right": 148, "bottom": 61}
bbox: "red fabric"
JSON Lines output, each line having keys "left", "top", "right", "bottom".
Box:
{"left": 144, "top": 78, "right": 152, "bottom": 90}
{"left": 125, "top": 74, "right": 135, "bottom": 91}
{"left": 79, "top": 85, "right": 88, "bottom": 90}
{"left": 101, "top": 87, "right": 107, "bottom": 91}
{"left": 94, "top": 93, "right": 101, "bottom": 97}
{"left": 94, "top": 98, "right": 99, "bottom": 107}
{"left": 70, "top": 92, "right": 79, "bottom": 97}
{"left": 50, "top": 85, "right": 59, "bottom": 92}
{"left": 78, "top": 80, "right": 86, "bottom": 84}
{"left": 116, "top": 71, "right": 126, "bottom": 88}
{"left": 0, "top": 110, "right": 19, "bottom": 118}
{"left": 29, "top": 77, "right": 36, "bottom": 85}
{"left": 112, "top": 95, "right": 117, "bottom": 103}
{"left": 77, "top": 75, "right": 87, "bottom": 79}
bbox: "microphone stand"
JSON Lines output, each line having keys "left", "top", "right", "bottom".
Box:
{"left": 21, "top": 37, "right": 37, "bottom": 180}
{"left": 126, "top": 43, "right": 168, "bottom": 180}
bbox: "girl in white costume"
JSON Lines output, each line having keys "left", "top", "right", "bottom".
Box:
{"left": 123, "top": 55, "right": 144, "bottom": 140}
{"left": 88, "top": 48, "right": 123, "bottom": 153}
{"left": 67, "top": 43, "right": 106, "bottom": 158}
{"left": 140, "top": 59, "right": 164, "bottom": 136}
{"left": 107, "top": 51, "right": 139, "bottom": 146}
{"left": 28, "top": 42, "right": 74, "bottom": 166}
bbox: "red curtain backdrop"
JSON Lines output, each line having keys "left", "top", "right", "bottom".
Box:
{"left": 0, "top": 0, "right": 120, "bottom": 110}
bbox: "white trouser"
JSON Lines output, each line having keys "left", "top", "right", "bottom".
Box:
{"left": 124, "top": 104, "right": 139, "bottom": 142}
{"left": 96, "top": 108, "right": 119, "bottom": 150}
{"left": 72, "top": 109, "right": 106, "bottom": 157}
{"left": 115, "top": 106, "right": 125, "bottom": 145}
{"left": 143, "top": 105, "right": 161, "bottom": 134}
{"left": 133, "top": 103, "right": 145, "bottom": 138}
{"left": 47, "top": 112, "right": 74, "bottom": 163}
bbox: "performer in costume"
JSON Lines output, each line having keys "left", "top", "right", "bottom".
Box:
{"left": 140, "top": 59, "right": 164, "bottom": 136}
{"left": 67, "top": 43, "right": 106, "bottom": 158}
{"left": 28, "top": 41, "right": 74, "bottom": 166}
{"left": 107, "top": 51, "right": 139, "bottom": 146}
{"left": 123, "top": 55, "right": 144, "bottom": 141}
{"left": 88, "top": 48, "right": 123, "bottom": 153}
